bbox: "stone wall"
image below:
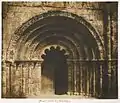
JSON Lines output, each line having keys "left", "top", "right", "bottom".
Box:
{"left": 3, "top": 2, "right": 104, "bottom": 60}
{"left": 2, "top": 2, "right": 118, "bottom": 98}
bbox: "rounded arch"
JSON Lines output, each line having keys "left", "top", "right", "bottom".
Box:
{"left": 4, "top": 10, "right": 106, "bottom": 98}
{"left": 6, "top": 10, "right": 104, "bottom": 61}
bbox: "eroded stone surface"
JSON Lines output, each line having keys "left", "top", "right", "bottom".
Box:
{"left": 2, "top": 2, "right": 118, "bottom": 98}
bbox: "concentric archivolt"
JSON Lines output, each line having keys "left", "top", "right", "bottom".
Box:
{"left": 6, "top": 10, "right": 104, "bottom": 61}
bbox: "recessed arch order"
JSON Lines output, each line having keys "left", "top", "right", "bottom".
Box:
{"left": 7, "top": 10, "right": 104, "bottom": 61}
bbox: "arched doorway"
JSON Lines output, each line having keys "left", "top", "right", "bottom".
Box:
{"left": 6, "top": 11, "right": 105, "bottom": 98}
{"left": 41, "top": 46, "right": 68, "bottom": 95}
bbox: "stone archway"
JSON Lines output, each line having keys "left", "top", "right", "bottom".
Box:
{"left": 5, "top": 11, "right": 105, "bottom": 98}
{"left": 6, "top": 10, "right": 104, "bottom": 61}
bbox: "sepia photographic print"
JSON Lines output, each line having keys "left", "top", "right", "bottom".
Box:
{"left": 1, "top": 1, "right": 118, "bottom": 100}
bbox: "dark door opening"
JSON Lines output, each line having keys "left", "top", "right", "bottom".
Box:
{"left": 41, "top": 46, "right": 68, "bottom": 95}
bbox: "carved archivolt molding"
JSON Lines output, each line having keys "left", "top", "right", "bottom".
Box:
{"left": 6, "top": 10, "right": 104, "bottom": 61}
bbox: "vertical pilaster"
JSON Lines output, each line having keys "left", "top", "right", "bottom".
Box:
{"left": 102, "top": 3, "right": 109, "bottom": 98}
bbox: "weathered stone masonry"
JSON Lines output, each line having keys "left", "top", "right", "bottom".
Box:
{"left": 2, "top": 2, "right": 118, "bottom": 98}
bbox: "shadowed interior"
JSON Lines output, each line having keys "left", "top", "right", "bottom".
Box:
{"left": 41, "top": 46, "right": 68, "bottom": 95}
